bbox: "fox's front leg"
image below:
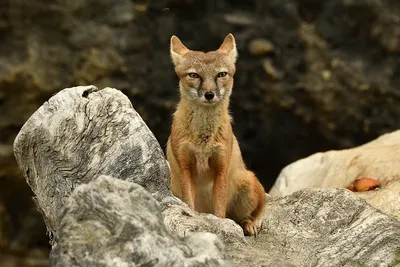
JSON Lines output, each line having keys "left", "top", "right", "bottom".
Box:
{"left": 178, "top": 142, "right": 196, "bottom": 210}
{"left": 211, "top": 148, "right": 229, "bottom": 218}
{"left": 213, "top": 172, "right": 228, "bottom": 218}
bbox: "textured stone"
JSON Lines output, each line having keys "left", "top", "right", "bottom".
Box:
{"left": 49, "top": 175, "right": 232, "bottom": 267}
{"left": 270, "top": 130, "right": 400, "bottom": 197}
{"left": 248, "top": 38, "right": 274, "bottom": 56}
{"left": 13, "top": 85, "right": 170, "bottom": 241}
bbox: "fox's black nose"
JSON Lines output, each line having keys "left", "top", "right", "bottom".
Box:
{"left": 204, "top": 92, "right": 215, "bottom": 100}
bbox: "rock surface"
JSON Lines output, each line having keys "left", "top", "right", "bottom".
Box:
{"left": 13, "top": 86, "right": 400, "bottom": 267}
{"left": 270, "top": 129, "right": 400, "bottom": 197}
{"left": 50, "top": 175, "right": 232, "bottom": 267}
{"left": 13, "top": 85, "right": 170, "bottom": 241}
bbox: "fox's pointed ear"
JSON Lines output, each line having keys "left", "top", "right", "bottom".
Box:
{"left": 170, "top": 35, "right": 189, "bottom": 66}
{"left": 218, "top": 33, "right": 238, "bottom": 63}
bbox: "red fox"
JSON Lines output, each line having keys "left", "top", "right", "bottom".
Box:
{"left": 166, "top": 33, "right": 266, "bottom": 236}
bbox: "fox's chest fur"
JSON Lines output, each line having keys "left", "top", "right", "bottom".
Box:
{"left": 175, "top": 104, "right": 231, "bottom": 175}
{"left": 187, "top": 136, "right": 223, "bottom": 213}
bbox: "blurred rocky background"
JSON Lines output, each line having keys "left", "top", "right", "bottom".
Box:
{"left": 1, "top": 0, "right": 400, "bottom": 265}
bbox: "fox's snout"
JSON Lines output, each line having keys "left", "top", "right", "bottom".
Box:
{"left": 204, "top": 92, "right": 215, "bottom": 100}
{"left": 200, "top": 80, "right": 218, "bottom": 102}
{"left": 201, "top": 80, "right": 217, "bottom": 92}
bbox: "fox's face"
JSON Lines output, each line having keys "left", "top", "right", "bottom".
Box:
{"left": 170, "top": 34, "right": 237, "bottom": 106}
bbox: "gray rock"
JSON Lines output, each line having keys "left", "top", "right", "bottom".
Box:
{"left": 13, "top": 85, "right": 170, "bottom": 241}
{"left": 49, "top": 175, "right": 232, "bottom": 267}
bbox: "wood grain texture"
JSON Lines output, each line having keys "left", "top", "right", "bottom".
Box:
{"left": 12, "top": 85, "right": 400, "bottom": 267}
{"left": 49, "top": 176, "right": 231, "bottom": 267}
{"left": 13, "top": 85, "right": 170, "bottom": 241}
{"left": 164, "top": 188, "right": 400, "bottom": 266}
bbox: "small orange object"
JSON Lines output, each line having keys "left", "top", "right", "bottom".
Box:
{"left": 353, "top": 177, "right": 381, "bottom": 192}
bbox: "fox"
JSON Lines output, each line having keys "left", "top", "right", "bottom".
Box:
{"left": 166, "top": 33, "right": 266, "bottom": 236}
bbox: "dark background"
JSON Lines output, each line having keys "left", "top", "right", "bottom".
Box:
{"left": 1, "top": 0, "right": 400, "bottom": 265}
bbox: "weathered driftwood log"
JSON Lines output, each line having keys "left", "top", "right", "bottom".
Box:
{"left": 258, "top": 188, "right": 400, "bottom": 267}
{"left": 13, "top": 85, "right": 171, "bottom": 239}
{"left": 355, "top": 179, "right": 400, "bottom": 221}
{"left": 50, "top": 175, "right": 232, "bottom": 267}
{"left": 13, "top": 85, "right": 400, "bottom": 267}
{"left": 164, "top": 186, "right": 400, "bottom": 266}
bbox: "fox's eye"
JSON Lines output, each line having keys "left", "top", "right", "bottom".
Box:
{"left": 217, "top": 72, "right": 228, "bottom": 78}
{"left": 188, "top": 73, "right": 199, "bottom": 78}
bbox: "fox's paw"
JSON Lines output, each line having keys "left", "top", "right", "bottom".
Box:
{"left": 240, "top": 219, "right": 258, "bottom": 237}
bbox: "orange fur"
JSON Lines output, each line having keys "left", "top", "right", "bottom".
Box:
{"left": 166, "top": 34, "right": 266, "bottom": 236}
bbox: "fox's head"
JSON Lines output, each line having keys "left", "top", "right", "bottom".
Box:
{"left": 170, "top": 34, "right": 237, "bottom": 106}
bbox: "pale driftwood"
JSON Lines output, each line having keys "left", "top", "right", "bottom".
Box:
{"left": 270, "top": 129, "right": 400, "bottom": 198}
{"left": 48, "top": 174, "right": 400, "bottom": 266}
{"left": 50, "top": 176, "right": 232, "bottom": 267}
{"left": 13, "top": 85, "right": 400, "bottom": 267}
{"left": 13, "top": 85, "right": 170, "bottom": 240}
{"left": 355, "top": 179, "right": 400, "bottom": 221}
{"left": 164, "top": 187, "right": 400, "bottom": 267}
